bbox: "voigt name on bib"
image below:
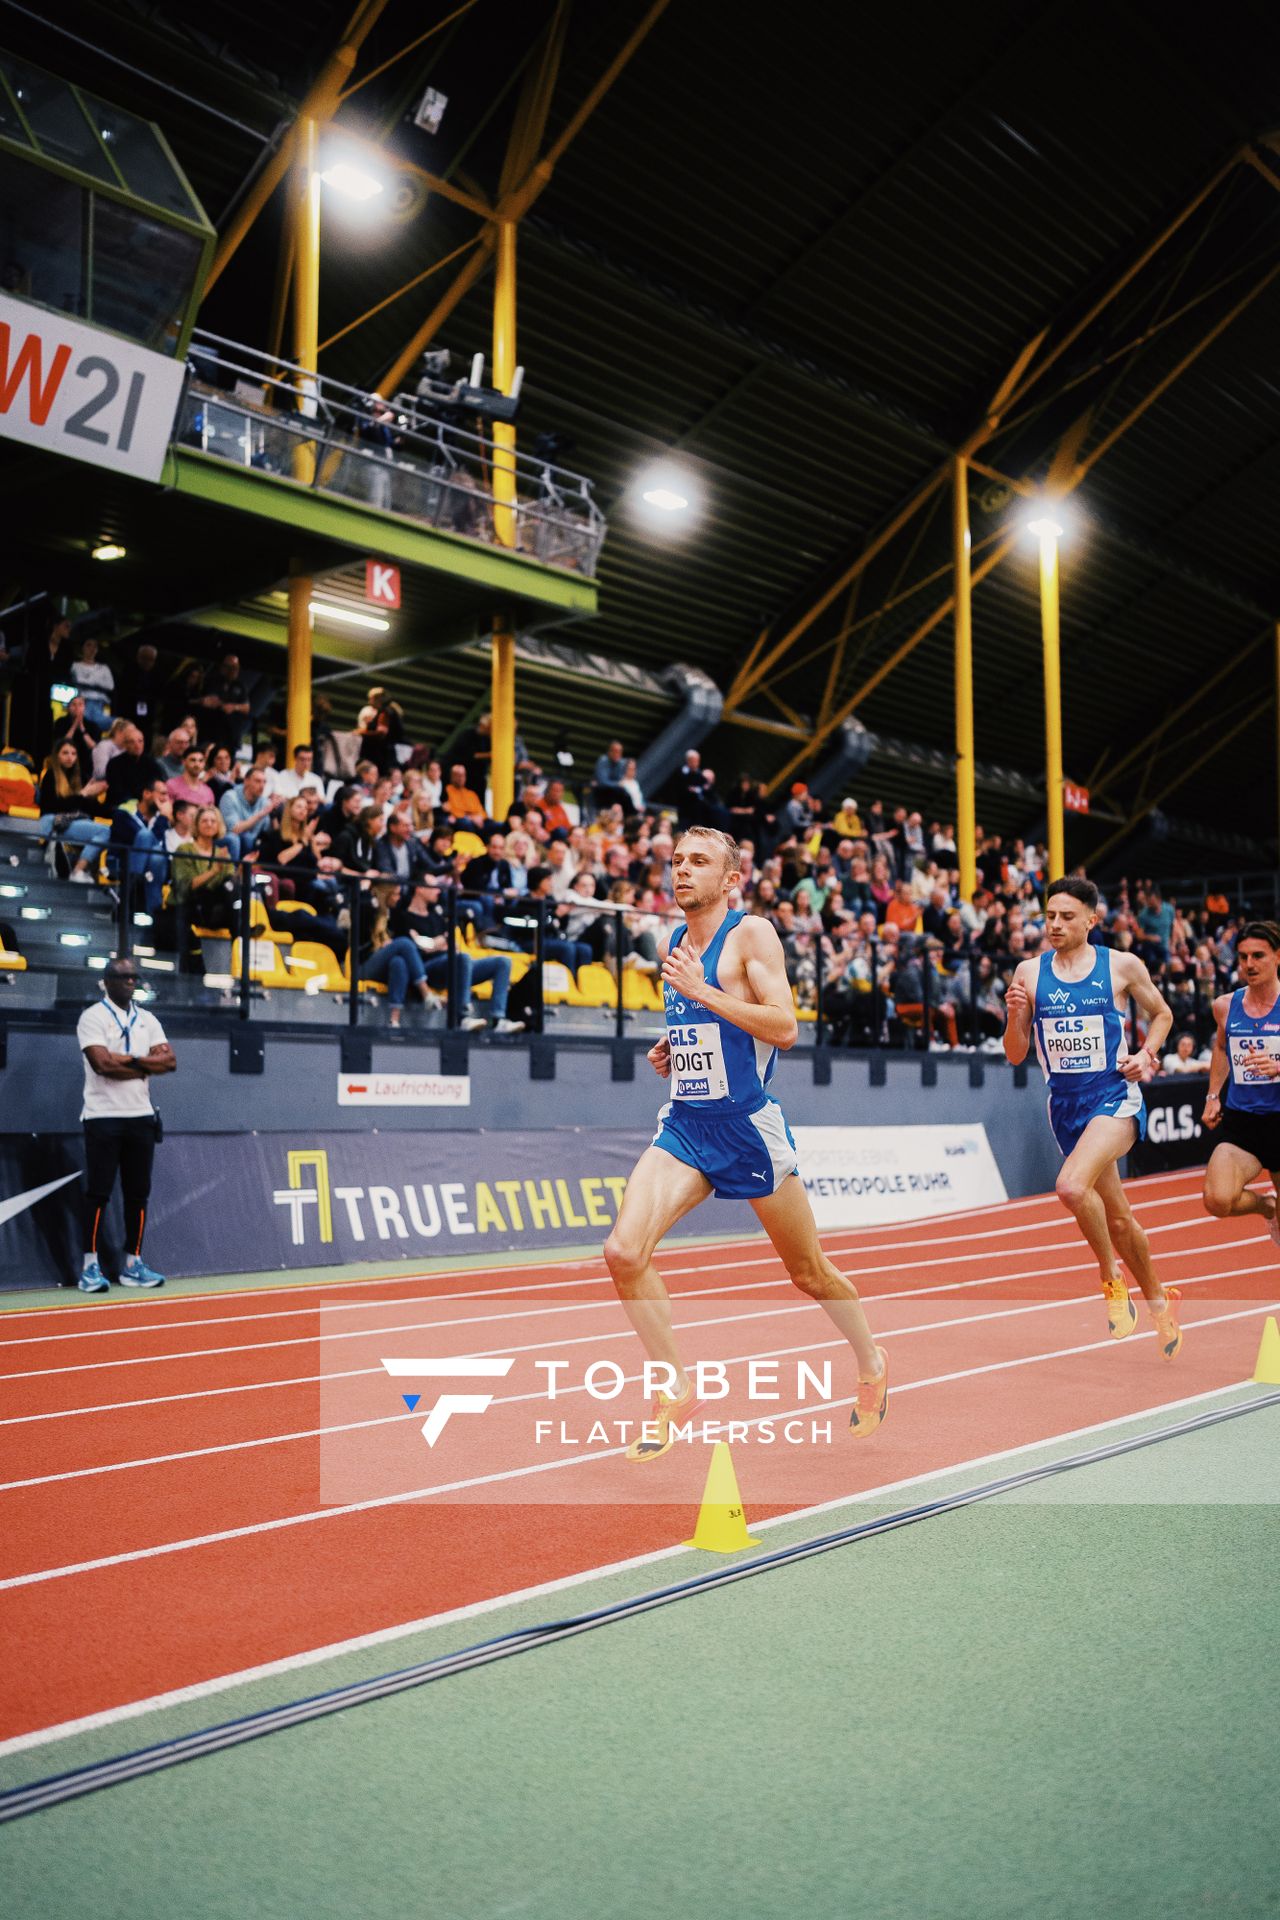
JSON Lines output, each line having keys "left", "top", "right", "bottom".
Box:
{"left": 668, "top": 1023, "right": 728, "bottom": 1100}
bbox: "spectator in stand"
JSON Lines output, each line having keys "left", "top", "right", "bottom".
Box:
{"left": 931, "top": 821, "right": 958, "bottom": 862}
{"left": 20, "top": 615, "right": 74, "bottom": 766}
{"left": 978, "top": 832, "right": 1006, "bottom": 893}
{"left": 535, "top": 777, "right": 572, "bottom": 835}
{"left": 52, "top": 695, "right": 101, "bottom": 779}
{"left": 462, "top": 833, "right": 517, "bottom": 926}
{"left": 420, "top": 758, "right": 444, "bottom": 808}
{"left": 506, "top": 832, "right": 534, "bottom": 892}
{"left": 515, "top": 867, "right": 592, "bottom": 975}
{"left": 774, "top": 781, "right": 813, "bottom": 846}
{"left": 393, "top": 878, "right": 523, "bottom": 1032}
{"left": 90, "top": 717, "right": 132, "bottom": 786}
{"left": 726, "top": 774, "right": 761, "bottom": 842}
{"left": 1161, "top": 1031, "right": 1211, "bottom": 1075}
{"left": 398, "top": 767, "right": 434, "bottom": 837}
{"left": 824, "top": 797, "right": 859, "bottom": 840}
{"left": 902, "top": 811, "right": 926, "bottom": 870}
{"left": 105, "top": 725, "right": 165, "bottom": 810}
{"left": 220, "top": 765, "right": 277, "bottom": 859}
{"left": 794, "top": 853, "right": 839, "bottom": 921}
{"left": 275, "top": 743, "right": 327, "bottom": 804}
{"left": 316, "top": 783, "right": 362, "bottom": 846}
{"left": 443, "top": 762, "right": 494, "bottom": 835}
{"left": 70, "top": 634, "right": 115, "bottom": 729}
{"left": 116, "top": 643, "right": 165, "bottom": 736}
{"left": 621, "top": 758, "right": 645, "bottom": 815}
{"left": 367, "top": 686, "right": 407, "bottom": 753}
{"left": 921, "top": 886, "right": 951, "bottom": 943}
{"left": 881, "top": 877, "right": 920, "bottom": 932}
{"left": 333, "top": 803, "right": 384, "bottom": 880}
{"left": 38, "top": 742, "right": 111, "bottom": 881}
{"left": 165, "top": 800, "right": 196, "bottom": 855}
{"left": 108, "top": 777, "right": 171, "bottom": 915}
{"left": 204, "top": 745, "right": 238, "bottom": 803}
{"left": 171, "top": 806, "right": 238, "bottom": 932}
{"left": 250, "top": 743, "right": 281, "bottom": 805}
{"left": 586, "top": 740, "right": 628, "bottom": 815}
{"left": 199, "top": 654, "right": 251, "bottom": 754}
{"left": 375, "top": 812, "right": 434, "bottom": 889}
{"left": 1137, "top": 886, "right": 1175, "bottom": 965}
{"left": 167, "top": 746, "right": 215, "bottom": 809}
{"left": 157, "top": 727, "right": 192, "bottom": 781}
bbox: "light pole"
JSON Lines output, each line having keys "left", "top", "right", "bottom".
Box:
{"left": 1029, "top": 511, "right": 1066, "bottom": 882}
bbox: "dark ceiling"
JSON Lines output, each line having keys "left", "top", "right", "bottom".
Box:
{"left": 5, "top": 0, "right": 1280, "bottom": 863}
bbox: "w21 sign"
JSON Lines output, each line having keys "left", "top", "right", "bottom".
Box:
{"left": 0, "top": 294, "right": 186, "bottom": 484}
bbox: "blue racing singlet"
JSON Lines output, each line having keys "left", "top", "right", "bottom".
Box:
{"left": 1032, "top": 945, "right": 1127, "bottom": 1102}
{"left": 1223, "top": 989, "right": 1280, "bottom": 1113}
{"left": 664, "top": 909, "right": 776, "bottom": 1115}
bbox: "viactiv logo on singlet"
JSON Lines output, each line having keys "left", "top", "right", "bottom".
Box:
{"left": 668, "top": 1021, "right": 729, "bottom": 1101}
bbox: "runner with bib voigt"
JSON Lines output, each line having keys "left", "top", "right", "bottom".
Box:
{"left": 602, "top": 826, "right": 888, "bottom": 1462}
{"left": 1201, "top": 920, "right": 1280, "bottom": 1247}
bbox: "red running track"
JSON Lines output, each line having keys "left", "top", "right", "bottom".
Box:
{"left": 1, "top": 1168, "right": 1276, "bottom": 1745}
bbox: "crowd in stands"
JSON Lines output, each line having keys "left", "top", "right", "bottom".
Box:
{"left": 0, "top": 618, "right": 1256, "bottom": 1061}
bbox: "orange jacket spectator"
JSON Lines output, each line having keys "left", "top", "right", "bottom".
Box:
{"left": 444, "top": 762, "right": 485, "bottom": 824}
{"left": 885, "top": 882, "right": 921, "bottom": 933}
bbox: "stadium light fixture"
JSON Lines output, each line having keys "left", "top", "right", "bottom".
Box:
{"left": 633, "top": 462, "right": 701, "bottom": 533}
{"left": 310, "top": 600, "right": 391, "bottom": 633}
{"left": 320, "top": 160, "right": 385, "bottom": 202}
{"left": 91, "top": 542, "right": 126, "bottom": 561}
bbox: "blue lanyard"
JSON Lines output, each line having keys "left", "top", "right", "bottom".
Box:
{"left": 102, "top": 998, "right": 139, "bottom": 1054}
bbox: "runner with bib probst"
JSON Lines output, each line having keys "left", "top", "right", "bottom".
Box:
{"left": 603, "top": 825, "right": 888, "bottom": 1461}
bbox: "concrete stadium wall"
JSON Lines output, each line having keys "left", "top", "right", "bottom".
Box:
{"left": 3, "top": 1024, "right": 1063, "bottom": 1201}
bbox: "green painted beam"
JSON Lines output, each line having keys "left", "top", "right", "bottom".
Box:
{"left": 165, "top": 451, "right": 599, "bottom": 616}
{"left": 183, "top": 605, "right": 411, "bottom": 668}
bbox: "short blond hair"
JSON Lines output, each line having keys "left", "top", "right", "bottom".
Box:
{"left": 676, "top": 825, "right": 741, "bottom": 873}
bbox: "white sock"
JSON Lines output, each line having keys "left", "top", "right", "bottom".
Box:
{"left": 83, "top": 1252, "right": 98, "bottom": 1271}
{"left": 125, "top": 1253, "right": 141, "bottom": 1270}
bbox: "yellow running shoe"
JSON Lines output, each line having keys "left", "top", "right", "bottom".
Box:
{"left": 1151, "top": 1287, "right": 1183, "bottom": 1361}
{"left": 626, "top": 1383, "right": 698, "bottom": 1462}
{"left": 849, "top": 1347, "right": 889, "bottom": 1437}
{"left": 1102, "top": 1272, "right": 1138, "bottom": 1339}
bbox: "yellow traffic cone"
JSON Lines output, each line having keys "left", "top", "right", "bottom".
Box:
{"left": 682, "top": 1441, "right": 760, "bottom": 1553}
{"left": 1253, "top": 1315, "right": 1280, "bottom": 1385}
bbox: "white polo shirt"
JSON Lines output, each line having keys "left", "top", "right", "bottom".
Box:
{"left": 77, "top": 997, "right": 167, "bottom": 1121}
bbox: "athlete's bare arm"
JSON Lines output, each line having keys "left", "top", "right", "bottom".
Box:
{"left": 661, "top": 916, "right": 799, "bottom": 1051}
{"left": 1112, "top": 952, "right": 1172, "bottom": 1078}
{"left": 1001, "top": 958, "right": 1038, "bottom": 1065}
{"left": 647, "top": 928, "right": 673, "bottom": 1078}
{"left": 1203, "top": 992, "right": 1232, "bottom": 1128}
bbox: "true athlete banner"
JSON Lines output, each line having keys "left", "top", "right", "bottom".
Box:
{"left": 0, "top": 1121, "right": 1018, "bottom": 1288}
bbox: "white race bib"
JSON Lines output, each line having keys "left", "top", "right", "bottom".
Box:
{"left": 1228, "top": 1033, "right": 1280, "bottom": 1086}
{"left": 1041, "top": 1014, "right": 1108, "bottom": 1074}
{"left": 668, "top": 1021, "right": 729, "bottom": 1102}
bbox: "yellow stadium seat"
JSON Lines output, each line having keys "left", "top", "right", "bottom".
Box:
{"left": 7, "top": 805, "right": 40, "bottom": 821}
{"left": 621, "top": 967, "right": 662, "bottom": 1012}
{"left": 285, "top": 940, "right": 348, "bottom": 990}
{"left": 452, "top": 830, "right": 486, "bottom": 861}
{"left": 540, "top": 960, "right": 575, "bottom": 1003}
{"left": 272, "top": 899, "right": 317, "bottom": 916}
{"left": 574, "top": 963, "right": 617, "bottom": 1008}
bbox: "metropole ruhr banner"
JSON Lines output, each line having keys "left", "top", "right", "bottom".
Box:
{"left": 0, "top": 1121, "right": 1015, "bottom": 1289}
{"left": 1129, "top": 1075, "right": 1213, "bottom": 1174}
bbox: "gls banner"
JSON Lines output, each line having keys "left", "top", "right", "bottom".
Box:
{"left": 0, "top": 293, "right": 186, "bottom": 484}
{"left": 1130, "top": 1075, "right": 1212, "bottom": 1174}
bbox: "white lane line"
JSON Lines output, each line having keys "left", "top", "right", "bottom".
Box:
{"left": 0, "top": 1368, "right": 1255, "bottom": 1763}
{"left": 0, "top": 1188, "right": 1237, "bottom": 1350}
{"left": 2, "top": 1275, "right": 1266, "bottom": 1495}
{"left": 3, "top": 1271, "right": 1271, "bottom": 1495}
{"left": 0, "top": 1221, "right": 1264, "bottom": 1385}
{"left": 1, "top": 1300, "right": 1272, "bottom": 1595}
{"left": 0, "top": 1169, "right": 1215, "bottom": 1332}
{"left": 4, "top": 1243, "right": 1271, "bottom": 1421}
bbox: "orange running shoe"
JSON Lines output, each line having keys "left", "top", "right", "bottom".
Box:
{"left": 626, "top": 1383, "right": 698, "bottom": 1462}
{"left": 849, "top": 1347, "right": 889, "bottom": 1437}
{"left": 1102, "top": 1272, "right": 1138, "bottom": 1339}
{"left": 1151, "top": 1287, "right": 1183, "bottom": 1361}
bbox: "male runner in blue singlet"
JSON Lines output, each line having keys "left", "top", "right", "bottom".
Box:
{"left": 1003, "top": 875, "right": 1182, "bottom": 1355}
{"left": 604, "top": 826, "right": 887, "bottom": 1460}
{"left": 1201, "top": 921, "right": 1280, "bottom": 1245}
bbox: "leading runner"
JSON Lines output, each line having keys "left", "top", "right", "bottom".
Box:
{"left": 1201, "top": 920, "right": 1280, "bottom": 1244}
{"left": 1003, "top": 875, "right": 1182, "bottom": 1357}
{"left": 603, "top": 826, "right": 887, "bottom": 1461}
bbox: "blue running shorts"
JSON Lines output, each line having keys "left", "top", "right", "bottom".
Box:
{"left": 1048, "top": 1077, "right": 1147, "bottom": 1157}
{"left": 651, "top": 1095, "right": 799, "bottom": 1199}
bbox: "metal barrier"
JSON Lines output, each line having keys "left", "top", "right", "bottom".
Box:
{"left": 177, "top": 331, "right": 606, "bottom": 577}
